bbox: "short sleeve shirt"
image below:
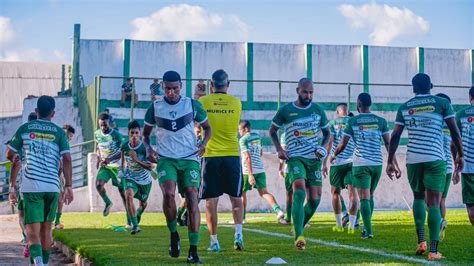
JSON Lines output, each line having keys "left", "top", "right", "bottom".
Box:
{"left": 239, "top": 132, "right": 265, "bottom": 175}
{"left": 343, "top": 113, "right": 389, "bottom": 167}
{"left": 455, "top": 105, "right": 474, "bottom": 173}
{"left": 8, "top": 119, "right": 70, "bottom": 193}
{"left": 122, "top": 83, "right": 133, "bottom": 93}
{"left": 120, "top": 141, "right": 152, "bottom": 185}
{"left": 95, "top": 129, "right": 123, "bottom": 167}
{"left": 329, "top": 116, "right": 355, "bottom": 166}
{"left": 272, "top": 102, "right": 328, "bottom": 159}
{"left": 395, "top": 95, "right": 454, "bottom": 164}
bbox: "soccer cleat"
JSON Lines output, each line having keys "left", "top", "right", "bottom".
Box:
{"left": 347, "top": 228, "right": 355, "bottom": 235}
{"left": 187, "top": 251, "right": 203, "bottom": 264}
{"left": 278, "top": 218, "right": 291, "bottom": 225}
{"left": 428, "top": 252, "right": 445, "bottom": 260}
{"left": 354, "top": 223, "right": 360, "bottom": 230}
{"left": 55, "top": 223, "right": 64, "bottom": 230}
{"left": 131, "top": 226, "right": 141, "bottom": 235}
{"left": 342, "top": 213, "right": 349, "bottom": 228}
{"left": 234, "top": 234, "right": 244, "bottom": 251}
{"left": 277, "top": 210, "right": 285, "bottom": 221}
{"left": 23, "top": 245, "right": 29, "bottom": 258}
{"left": 206, "top": 242, "right": 221, "bottom": 252}
{"left": 294, "top": 236, "right": 306, "bottom": 250}
{"left": 361, "top": 230, "right": 373, "bottom": 239}
{"left": 415, "top": 241, "right": 427, "bottom": 255}
{"left": 440, "top": 219, "right": 448, "bottom": 241}
{"left": 169, "top": 232, "right": 181, "bottom": 258}
{"left": 125, "top": 223, "right": 132, "bottom": 229}
{"left": 332, "top": 226, "right": 344, "bottom": 233}
{"left": 304, "top": 223, "right": 311, "bottom": 229}
{"left": 103, "top": 202, "right": 113, "bottom": 217}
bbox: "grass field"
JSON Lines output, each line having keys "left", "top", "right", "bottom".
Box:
{"left": 53, "top": 210, "right": 473, "bottom": 265}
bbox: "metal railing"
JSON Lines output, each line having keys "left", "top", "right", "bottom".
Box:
{"left": 0, "top": 140, "right": 94, "bottom": 201}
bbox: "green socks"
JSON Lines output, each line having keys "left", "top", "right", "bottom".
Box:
{"left": 370, "top": 197, "right": 374, "bottom": 217}
{"left": 360, "top": 199, "right": 372, "bottom": 235}
{"left": 101, "top": 194, "right": 112, "bottom": 205}
{"left": 131, "top": 216, "right": 138, "bottom": 227}
{"left": 167, "top": 219, "right": 178, "bottom": 233}
{"left": 428, "top": 206, "right": 441, "bottom": 242}
{"left": 303, "top": 199, "right": 321, "bottom": 226}
{"left": 137, "top": 208, "right": 143, "bottom": 224}
{"left": 29, "top": 243, "right": 42, "bottom": 264}
{"left": 243, "top": 207, "right": 246, "bottom": 220}
{"left": 272, "top": 204, "right": 282, "bottom": 214}
{"left": 42, "top": 249, "right": 51, "bottom": 264}
{"left": 55, "top": 212, "right": 62, "bottom": 225}
{"left": 189, "top": 231, "right": 200, "bottom": 246}
{"left": 292, "top": 189, "right": 306, "bottom": 238}
{"left": 286, "top": 203, "right": 292, "bottom": 222}
{"left": 413, "top": 199, "right": 426, "bottom": 229}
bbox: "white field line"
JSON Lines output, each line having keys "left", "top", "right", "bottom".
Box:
{"left": 222, "top": 225, "right": 434, "bottom": 265}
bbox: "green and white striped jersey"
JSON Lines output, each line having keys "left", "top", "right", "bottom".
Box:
{"left": 442, "top": 124, "right": 453, "bottom": 174}
{"left": 95, "top": 129, "right": 123, "bottom": 168}
{"left": 395, "top": 95, "right": 454, "bottom": 164}
{"left": 272, "top": 102, "right": 329, "bottom": 159}
{"left": 8, "top": 119, "right": 70, "bottom": 193}
{"left": 456, "top": 105, "right": 474, "bottom": 173}
{"left": 329, "top": 116, "right": 355, "bottom": 166}
{"left": 343, "top": 113, "right": 389, "bottom": 167}
{"left": 121, "top": 141, "right": 152, "bottom": 185}
{"left": 239, "top": 132, "right": 265, "bottom": 175}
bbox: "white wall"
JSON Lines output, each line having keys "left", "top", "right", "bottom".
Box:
{"left": 0, "top": 62, "right": 66, "bottom": 117}
{"left": 0, "top": 116, "right": 22, "bottom": 162}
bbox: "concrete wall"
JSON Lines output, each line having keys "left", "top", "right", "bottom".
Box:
{"left": 0, "top": 116, "right": 22, "bottom": 162}
{"left": 0, "top": 62, "right": 67, "bottom": 118}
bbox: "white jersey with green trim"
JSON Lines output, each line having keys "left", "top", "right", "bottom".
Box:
{"left": 395, "top": 94, "right": 454, "bottom": 164}
{"left": 330, "top": 116, "right": 355, "bottom": 166}
{"left": 456, "top": 105, "right": 474, "bottom": 173}
{"left": 442, "top": 124, "right": 453, "bottom": 174}
{"left": 240, "top": 132, "right": 265, "bottom": 175}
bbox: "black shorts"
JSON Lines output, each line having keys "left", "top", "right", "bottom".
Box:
{"left": 200, "top": 156, "right": 243, "bottom": 199}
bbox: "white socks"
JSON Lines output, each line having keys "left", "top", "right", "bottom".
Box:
{"left": 349, "top": 215, "right": 357, "bottom": 229}
{"left": 210, "top": 234, "right": 218, "bottom": 244}
{"left": 335, "top": 213, "right": 343, "bottom": 227}
{"left": 235, "top": 224, "right": 243, "bottom": 236}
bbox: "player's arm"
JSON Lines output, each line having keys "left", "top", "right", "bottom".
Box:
{"left": 383, "top": 133, "right": 401, "bottom": 179}
{"left": 96, "top": 143, "right": 102, "bottom": 169}
{"left": 269, "top": 125, "right": 288, "bottom": 160}
{"left": 387, "top": 124, "right": 404, "bottom": 177}
{"left": 198, "top": 120, "right": 212, "bottom": 157}
{"left": 62, "top": 152, "right": 73, "bottom": 204}
{"left": 322, "top": 135, "right": 333, "bottom": 177}
{"left": 6, "top": 149, "right": 19, "bottom": 205}
{"left": 120, "top": 150, "right": 125, "bottom": 171}
{"left": 331, "top": 135, "right": 350, "bottom": 163}
{"left": 446, "top": 117, "right": 464, "bottom": 184}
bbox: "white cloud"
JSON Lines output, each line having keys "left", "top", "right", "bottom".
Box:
{"left": 338, "top": 2, "right": 429, "bottom": 45}
{"left": 0, "top": 48, "right": 43, "bottom": 61}
{"left": 0, "top": 16, "right": 15, "bottom": 46}
{"left": 130, "top": 4, "right": 249, "bottom": 41}
{"left": 53, "top": 50, "right": 67, "bottom": 61}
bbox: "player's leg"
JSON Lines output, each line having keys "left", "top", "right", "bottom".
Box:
{"left": 124, "top": 181, "right": 139, "bottom": 234}
{"left": 254, "top": 173, "right": 284, "bottom": 221}
{"left": 439, "top": 173, "right": 451, "bottom": 240}
{"left": 347, "top": 184, "right": 360, "bottom": 233}
{"left": 120, "top": 90, "right": 126, "bottom": 106}
{"left": 329, "top": 164, "right": 343, "bottom": 231}
{"left": 177, "top": 196, "right": 187, "bottom": 226}
{"left": 23, "top": 192, "right": 44, "bottom": 265}
{"left": 288, "top": 158, "right": 307, "bottom": 249}
{"left": 54, "top": 191, "right": 64, "bottom": 229}
{"left": 353, "top": 166, "right": 373, "bottom": 239}
{"left": 407, "top": 163, "right": 428, "bottom": 254}
{"left": 461, "top": 173, "right": 474, "bottom": 225}
{"left": 111, "top": 170, "right": 131, "bottom": 227}
{"left": 178, "top": 160, "right": 202, "bottom": 263}
{"left": 135, "top": 182, "right": 151, "bottom": 225}
{"left": 26, "top": 223, "right": 42, "bottom": 265}
{"left": 222, "top": 156, "right": 244, "bottom": 251}
{"left": 95, "top": 168, "right": 113, "bottom": 216}
{"left": 301, "top": 160, "right": 322, "bottom": 229}
{"left": 241, "top": 174, "right": 252, "bottom": 221}
{"left": 201, "top": 157, "right": 223, "bottom": 252}
{"left": 285, "top": 173, "right": 293, "bottom": 224}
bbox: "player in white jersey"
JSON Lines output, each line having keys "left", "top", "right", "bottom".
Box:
{"left": 324, "top": 103, "right": 360, "bottom": 233}
{"left": 387, "top": 73, "right": 464, "bottom": 260}
{"left": 143, "top": 71, "right": 211, "bottom": 263}
{"left": 239, "top": 120, "right": 285, "bottom": 223}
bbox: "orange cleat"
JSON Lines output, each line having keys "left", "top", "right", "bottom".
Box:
{"left": 415, "top": 241, "right": 427, "bottom": 255}
{"left": 428, "top": 252, "right": 445, "bottom": 260}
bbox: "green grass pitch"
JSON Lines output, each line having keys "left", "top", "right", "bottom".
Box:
{"left": 53, "top": 210, "right": 473, "bottom": 265}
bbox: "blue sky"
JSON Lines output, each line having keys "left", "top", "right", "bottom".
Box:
{"left": 0, "top": 0, "right": 472, "bottom": 62}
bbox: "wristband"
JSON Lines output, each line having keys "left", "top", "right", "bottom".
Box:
{"left": 9, "top": 186, "right": 16, "bottom": 193}
{"left": 316, "top": 146, "right": 328, "bottom": 160}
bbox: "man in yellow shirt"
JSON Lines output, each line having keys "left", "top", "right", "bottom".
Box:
{"left": 199, "top": 69, "right": 244, "bottom": 252}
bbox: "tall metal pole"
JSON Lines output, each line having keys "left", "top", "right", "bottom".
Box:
{"left": 72, "top": 24, "right": 81, "bottom": 105}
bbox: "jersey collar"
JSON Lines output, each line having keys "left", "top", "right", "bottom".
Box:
{"left": 415, "top": 94, "right": 431, "bottom": 97}
{"left": 128, "top": 140, "right": 142, "bottom": 150}
{"left": 292, "top": 101, "right": 311, "bottom": 110}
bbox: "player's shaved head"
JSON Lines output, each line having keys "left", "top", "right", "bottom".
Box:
{"left": 336, "top": 103, "right": 349, "bottom": 117}
{"left": 295, "top": 78, "right": 313, "bottom": 107}
{"left": 297, "top": 78, "right": 313, "bottom": 89}
{"left": 239, "top": 120, "right": 251, "bottom": 130}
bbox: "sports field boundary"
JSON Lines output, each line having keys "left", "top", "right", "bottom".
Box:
{"left": 53, "top": 240, "right": 93, "bottom": 266}
{"left": 230, "top": 226, "right": 434, "bottom": 264}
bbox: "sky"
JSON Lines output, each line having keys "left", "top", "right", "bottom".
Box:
{"left": 0, "top": 0, "right": 472, "bottom": 62}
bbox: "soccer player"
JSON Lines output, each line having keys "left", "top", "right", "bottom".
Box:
{"left": 8, "top": 112, "right": 37, "bottom": 258}
{"left": 239, "top": 120, "right": 285, "bottom": 223}
{"left": 331, "top": 93, "right": 400, "bottom": 239}
{"left": 278, "top": 132, "right": 293, "bottom": 225}
{"left": 6, "top": 96, "right": 74, "bottom": 266}
{"left": 387, "top": 73, "right": 464, "bottom": 260}
{"left": 120, "top": 120, "right": 153, "bottom": 235}
{"left": 95, "top": 112, "right": 128, "bottom": 225}
{"left": 143, "top": 70, "right": 211, "bottom": 263}
{"left": 454, "top": 86, "right": 474, "bottom": 225}
{"left": 324, "top": 103, "right": 359, "bottom": 233}
{"left": 434, "top": 93, "right": 456, "bottom": 239}
{"left": 199, "top": 69, "right": 244, "bottom": 252}
{"left": 54, "top": 124, "right": 75, "bottom": 229}
{"left": 269, "top": 78, "right": 330, "bottom": 250}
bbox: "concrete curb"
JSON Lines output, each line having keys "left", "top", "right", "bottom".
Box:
{"left": 54, "top": 240, "right": 94, "bottom": 266}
